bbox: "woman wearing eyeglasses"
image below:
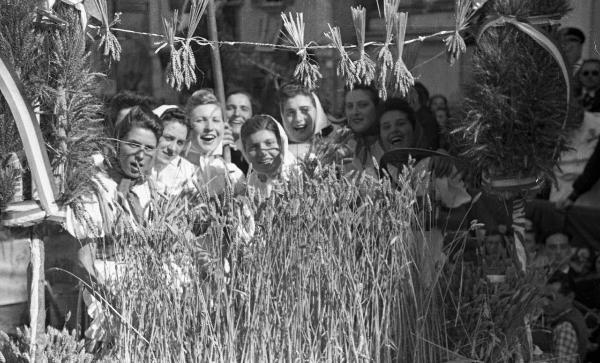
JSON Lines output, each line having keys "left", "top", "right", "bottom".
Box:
{"left": 60, "top": 106, "right": 162, "bottom": 341}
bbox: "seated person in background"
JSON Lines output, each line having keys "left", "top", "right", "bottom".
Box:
{"left": 240, "top": 114, "right": 298, "bottom": 198}
{"left": 184, "top": 89, "right": 244, "bottom": 196}
{"left": 535, "top": 232, "right": 575, "bottom": 275}
{"left": 556, "top": 138, "right": 600, "bottom": 209}
{"left": 575, "top": 59, "right": 600, "bottom": 112}
{"left": 278, "top": 82, "right": 331, "bottom": 160}
{"left": 482, "top": 231, "right": 511, "bottom": 276}
{"left": 542, "top": 271, "right": 590, "bottom": 363}
{"left": 151, "top": 106, "right": 197, "bottom": 196}
{"left": 407, "top": 83, "right": 439, "bottom": 150}
{"left": 225, "top": 89, "right": 255, "bottom": 174}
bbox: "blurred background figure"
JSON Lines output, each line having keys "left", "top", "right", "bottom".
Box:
{"left": 559, "top": 27, "right": 585, "bottom": 73}
{"left": 226, "top": 88, "right": 256, "bottom": 174}
{"left": 407, "top": 83, "right": 439, "bottom": 150}
{"left": 576, "top": 59, "right": 600, "bottom": 112}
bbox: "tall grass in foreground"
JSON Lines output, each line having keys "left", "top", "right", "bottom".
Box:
{"left": 99, "top": 166, "right": 450, "bottom": 362}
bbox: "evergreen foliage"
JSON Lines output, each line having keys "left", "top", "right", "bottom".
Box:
{"left": 0, "top": 1, "right": 105, "bottom": 207}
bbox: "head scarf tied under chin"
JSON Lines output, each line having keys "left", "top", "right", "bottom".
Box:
{"left": 280, "top": 93, "right": 331, "bottom": 144}
{"left": 240, "top": 115, "right": 297, "bottom": 184}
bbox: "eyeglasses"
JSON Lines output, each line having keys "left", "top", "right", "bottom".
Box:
{"left": 120, "top": 140, "right": 156, "bottom": 155}
{"left": 582, "top": 70, "right": 599, "bottom": 77}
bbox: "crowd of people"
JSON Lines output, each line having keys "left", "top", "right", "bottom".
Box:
{"left": 47, "top": 25, "right": 600, "bottom": 361}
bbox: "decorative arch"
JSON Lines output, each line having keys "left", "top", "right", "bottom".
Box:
{"left": 0, "top": 53, "right": 58, "bottom": 218}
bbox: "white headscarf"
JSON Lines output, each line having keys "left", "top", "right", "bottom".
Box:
{"left": 241, "top": 115, "right": 298, "bottom": 197}
{"left": 280, "top": 93, "right": 330, "bottom": 159}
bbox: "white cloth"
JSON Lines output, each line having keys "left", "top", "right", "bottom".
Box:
{"left": 151, "top": 156, "right": 197, "bottom": 196}
{"left": 184, "top": 139, "right": 245, "bottom": 196}
{"left": 63, "top": 171, "right": 154, "bottom": 239}
{"left": 281, "top": 93, "right": 331, "bottom": 160}
{"left": 551, "top": 111, "right": 600, "bottom": 202}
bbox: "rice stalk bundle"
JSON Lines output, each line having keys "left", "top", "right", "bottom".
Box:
{"left": 377, "top": 0, "right": 400, "bottom": 100}
{"left": 325, "top": 24, "right": 356, "bottom": 89}
{"left": 392, "top": 12, "right": 414, "bottom": 96}
{"left": 281, "top": 12, "right": 322, "bottom": 91}
{"left": 351, "top": 6, "right": 376, "bottom": 86}
{"left": 92, "top": 0, "right": 122, "bottom": 63}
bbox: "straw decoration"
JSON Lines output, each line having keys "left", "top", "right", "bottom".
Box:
{"left": 392, "top": 12, "right": 414, "bottom": 96}
{"left": 377, "top": 0, "right": 401, "bottom": 99}
{"left": 351, "top": 6, "right": 376, "bottom": 86}
{"left": 281, "top": 12, "right": 322, "bottom": 90}
{"left": 445, "top": 0, "right": 487, "bottom": 65}
{"left": 93, "top": 0, "right": 122, "bottom": 63}
{"left": 160, "top": 10, "right": 183, "bottom": 90}
{"left": 180, "top": 0, "right": 209, "bottom": 89}
{"left": 325, "top": 24, "right": 356, "bottom": 88}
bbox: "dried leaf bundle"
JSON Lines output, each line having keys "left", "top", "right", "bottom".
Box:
{"left": 160, "top": 10, "right": 183, "bottom": 90}
{"left": 92, "top": 0, "right": 122, "bottom": 63}
{"left": 392, "top": 12, "right": 413, "bottom": 96}
{"left": 351, "top": 6, "right": 376, "bottom": 86}
{"left": 180, "top": 0, "right": 209, "bottom": 90}
{"left": 281, "top": 12, "right": 322, "bottom": 91}
{"left": 377, "top": 0, "right": 400, "bottom": 99}
{"left": 325, "top": 24, "right": 356, "bottom": 88}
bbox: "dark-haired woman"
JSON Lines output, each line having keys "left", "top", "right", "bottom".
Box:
{"left": 377, "top": 98, "right": 470, "bottom": 209}
{"left": 240, "top": 114, "right": 298, "bottom": 198}
{"left": 61, "top": 105, "right": 163, "bottom": 341}
{"left": 151, "top": 105, "right": 197, "bottom": 196}
{"left": 341, "top": 85, "right": 385, "bottom": 177}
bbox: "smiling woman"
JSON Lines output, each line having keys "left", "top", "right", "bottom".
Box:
{"left": 183, "top": 89, "right": 244, "bottom": 196}
{"left": 150, "top": 106, "right": 197, "bottom": 195}
{"left": 278, "top": 83, "right": 331, "bottom": 159}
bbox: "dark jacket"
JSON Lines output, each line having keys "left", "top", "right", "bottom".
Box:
{"left": 569, "top": 139, "right": 600, "bottom": 201}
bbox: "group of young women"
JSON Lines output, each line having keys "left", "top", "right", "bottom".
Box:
{"left": 57, "top": 82, "right": 470, "bottom": 340}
